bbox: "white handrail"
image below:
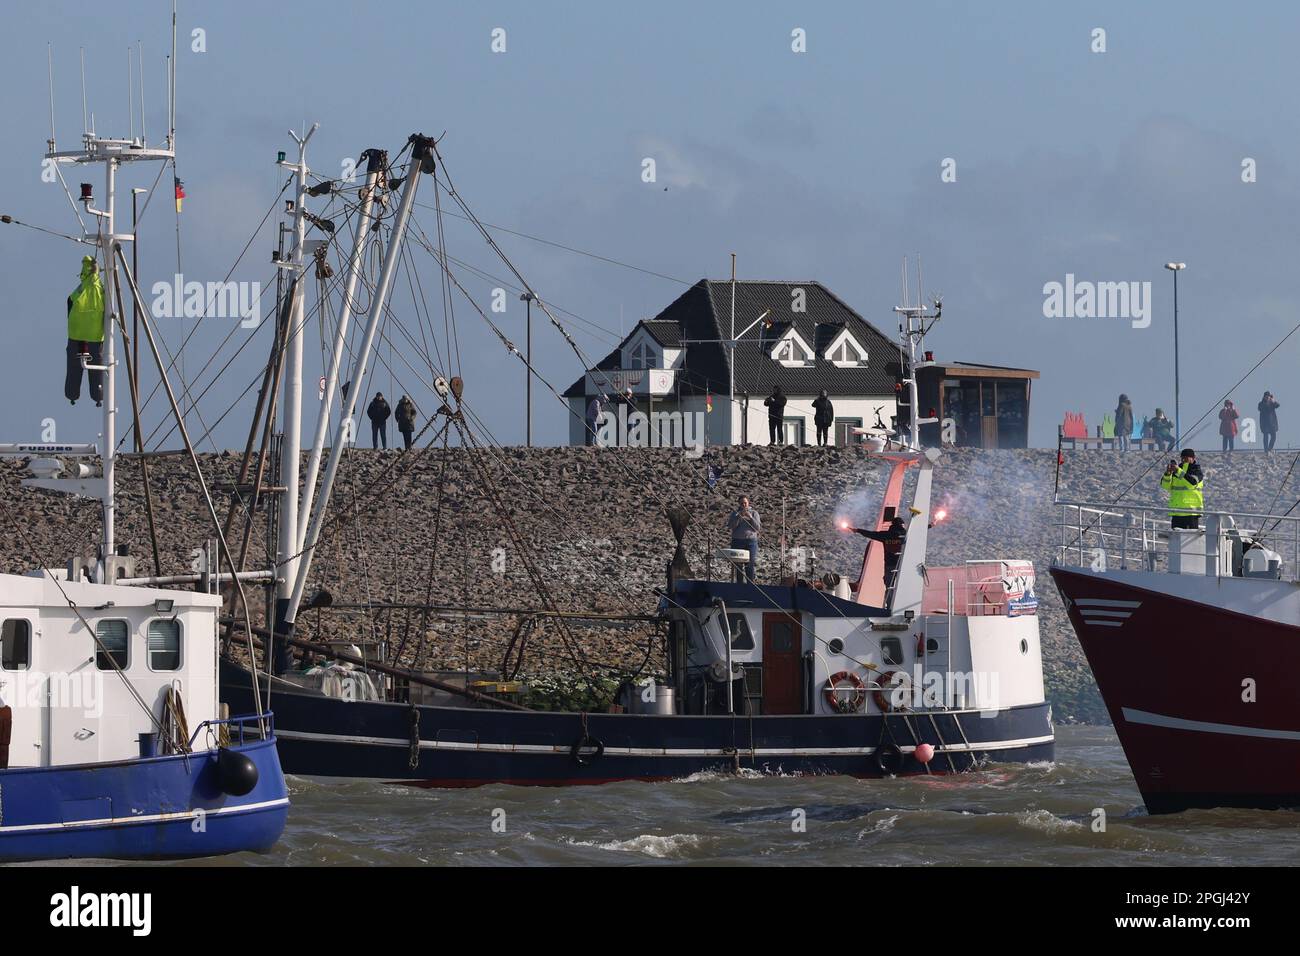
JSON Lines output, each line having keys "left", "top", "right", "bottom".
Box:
{"left": 1054, "top": 499, "right": 1300, "bottom": 581}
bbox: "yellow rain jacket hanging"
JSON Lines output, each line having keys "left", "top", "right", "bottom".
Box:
{"left": 65, "top": 254, "right": 105, "bottom": 405}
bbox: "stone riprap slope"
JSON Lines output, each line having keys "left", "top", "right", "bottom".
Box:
{"left": 3, "top": 445, "right": 1293, "bottom": 724}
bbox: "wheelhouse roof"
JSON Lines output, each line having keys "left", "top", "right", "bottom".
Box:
{"left": 665, "top": 579, "right": 885, "bottom": 618}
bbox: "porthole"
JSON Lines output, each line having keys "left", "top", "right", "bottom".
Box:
{"left": 926, "top": 638, "right": 939, "bottom": 654}
{"left": 1020, "top": 638, "right": 1029, "bottom": 655}
{"left": 827, "top": 638, "right": 844, "bottom": 655}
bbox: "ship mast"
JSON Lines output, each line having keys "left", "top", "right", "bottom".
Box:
{"left": 271, "top": 123, "right": 317, "bottom": 661}
{"left": 274, "top": 133, "right": 436, "bottom": 674}
{"left": 42, "top": 133, "right": 174, "bottom": 581}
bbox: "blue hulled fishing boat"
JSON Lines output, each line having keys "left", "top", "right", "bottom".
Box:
{"left": 0, "top": 15, "right": 287, "bottom": 860}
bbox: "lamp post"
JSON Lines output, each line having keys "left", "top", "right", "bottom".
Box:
{"left": 1164, "top": 262, "right": 1186, "bottom": 447}
{"left": 520, "top": 291, "right": 534, "bottom": 446}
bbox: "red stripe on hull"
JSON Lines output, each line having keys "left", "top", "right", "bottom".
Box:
{"left": 1051, "top": 566, "right": 1300, "bottom": 812}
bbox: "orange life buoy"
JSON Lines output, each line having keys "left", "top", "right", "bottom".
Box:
{"left": 824, "top": 671, "right": 866, "bottom": 714}
{"left": 873, "top": 669, "right": 913, "bottom": 712}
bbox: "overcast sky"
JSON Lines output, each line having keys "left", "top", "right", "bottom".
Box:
{"left": 3, "top": 1, "right": 1298, "bottom": 452}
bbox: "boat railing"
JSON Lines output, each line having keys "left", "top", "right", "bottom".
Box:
{"left": 189, "top": 711, "right": 275, "bottom": 750}
{"left": 922, "top": 560, "right": 1036, "bottom": 616}
{"left": 961, "top": 560, "right": 1031, "bottom": 616}
{"left": 1054, "top": 500, "right": 1300, "bottom": 582}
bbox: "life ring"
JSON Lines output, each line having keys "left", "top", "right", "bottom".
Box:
{"left": 872, "top": 670, "right": 912, "bottom": 712}
{"left": 823, "top": 671, "right": 866, "bottom": 714}
{"left": 571, "top": 734, "right": 604, "bottom": 766}
{"left": 875, "top": 743, "right": 903, "bottom": 775}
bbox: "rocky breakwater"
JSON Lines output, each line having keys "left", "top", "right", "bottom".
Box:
{"left": 3, "top": 443, "right": 1294, "bottom": 724}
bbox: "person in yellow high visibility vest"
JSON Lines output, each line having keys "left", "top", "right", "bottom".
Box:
{"left": 1161, "top": 447, "right": 1205, "bottom": 530}
{"left": 65, "top": 255, "right": 105, "bottom": 406}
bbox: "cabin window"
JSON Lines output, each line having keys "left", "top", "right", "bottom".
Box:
{"left": 881, "top": 636, "right": 904, "bottom": 667}
{"left": 726, "top": 613, "right": 754, "bottom": 650}
{"left": 95, "top": 620, "right": 129, "bottom": 670}
{"left": 827, "top": 638, "right": 845, "bottom": 655}
{"left": 1, "top": 619, "right": 30, "bottom": 670}
{"left": 148, "top": 619, "right": 182, "bottom": 671}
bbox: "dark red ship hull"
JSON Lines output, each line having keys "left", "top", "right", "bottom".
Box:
{"left": 1050, "top": 565, "right": 1300, "bottom": 814}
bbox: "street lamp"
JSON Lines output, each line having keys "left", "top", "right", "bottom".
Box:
{"left": 520, "top": 291, "right": 534, "bottom": 446}
{"left": 1164, "top": 262, "right": 1186, "bottom": 447}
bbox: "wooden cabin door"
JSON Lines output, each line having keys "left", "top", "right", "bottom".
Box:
{"left": 762, "top": 613, "right": 803, "bottom": 714}
{"left": 981, "top": 416, "right": 999, "bottom": 448}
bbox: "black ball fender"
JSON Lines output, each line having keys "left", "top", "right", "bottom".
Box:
{"left": 217, "top": 747, "right": 260, "bottom": 796}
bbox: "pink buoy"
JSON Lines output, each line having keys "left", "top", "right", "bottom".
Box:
{"left": 914, "top": 743, "right": 935, "bottom": 764}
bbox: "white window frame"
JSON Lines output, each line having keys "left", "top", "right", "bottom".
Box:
{"left": 625, "top": 333, "right": 659, "bottom": 370}
{"left": 823, "top": 328, "right": 868, "bottom": 368}
{"left": 95, "top": 619, "right": 131, "bottom": 671}
{"left": 770, "top": 329, "right": 815, "bottom": 368}
{"left": 147, "top": 618, "right": 183, "bottom": 673}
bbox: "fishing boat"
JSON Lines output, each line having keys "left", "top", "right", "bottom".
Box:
{"left": 0, "top": 18, "right": 287, "bottom": 860}
{"left": 1051, "top": 496, "right": 1300, "bottom": 814}
{"left": 0, "top": 569, "right": 287, "bottom": 861}
{"left": 210, "top": 176, "right": 1055, "bottom": 782}
{"left": 222, "top": 444, "right": 1055, "bottom": 785}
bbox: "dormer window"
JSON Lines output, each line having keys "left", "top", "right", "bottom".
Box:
{"left": 628, "top": 339, "right": 657, "bottom": 370}
{"left": 770, "top": 329, "right": 814, "bottom": 368}
{"left": 823, "top": 328, "right": 868, "bottom": 368}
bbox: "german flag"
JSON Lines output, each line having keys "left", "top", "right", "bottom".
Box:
{"left": 174, "top": 179, "right": 186, "bottom": 213}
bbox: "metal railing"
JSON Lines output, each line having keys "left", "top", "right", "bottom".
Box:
{"left": 1055, "top": 500, "right": 1300, "bottom": 582}
{"left": 961, "top": 560, "right": 1026, "bottom": 616}
{"left": 923, "top": 560, "right": 1037, "bottom": 616}
{"left": 189, "top": 711, "right": 275, "bottom": 749}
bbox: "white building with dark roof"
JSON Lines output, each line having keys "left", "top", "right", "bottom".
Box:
{"left": 563, "top": 279, "right": 903, "bottom": 447}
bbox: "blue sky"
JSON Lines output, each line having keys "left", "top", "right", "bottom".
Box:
{"left": 2, "top": 1, "right": 1299, "bottom": 450}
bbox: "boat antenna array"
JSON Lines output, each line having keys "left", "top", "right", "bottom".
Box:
{"left": 892, "top": 256, "right": 943, "bottom": 450}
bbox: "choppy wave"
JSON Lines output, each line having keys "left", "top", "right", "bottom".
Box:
{"left": 150, "top": 726, "right": 1293, "bottom": 866}
{"left": 567, "top": 834, "right": 705, "bottom": 858}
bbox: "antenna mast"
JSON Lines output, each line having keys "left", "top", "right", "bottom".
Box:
{"left": 892, "top": 257, "right": 941, "bottom": 451}
{"left": 168, "top": 0, "right": 176, "bottom": 149}
{"left": 80, "top": 47, "right": 88, "bottom": 136}
{"left": 47, "top": 45, "right": 57, "bottom": 151}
